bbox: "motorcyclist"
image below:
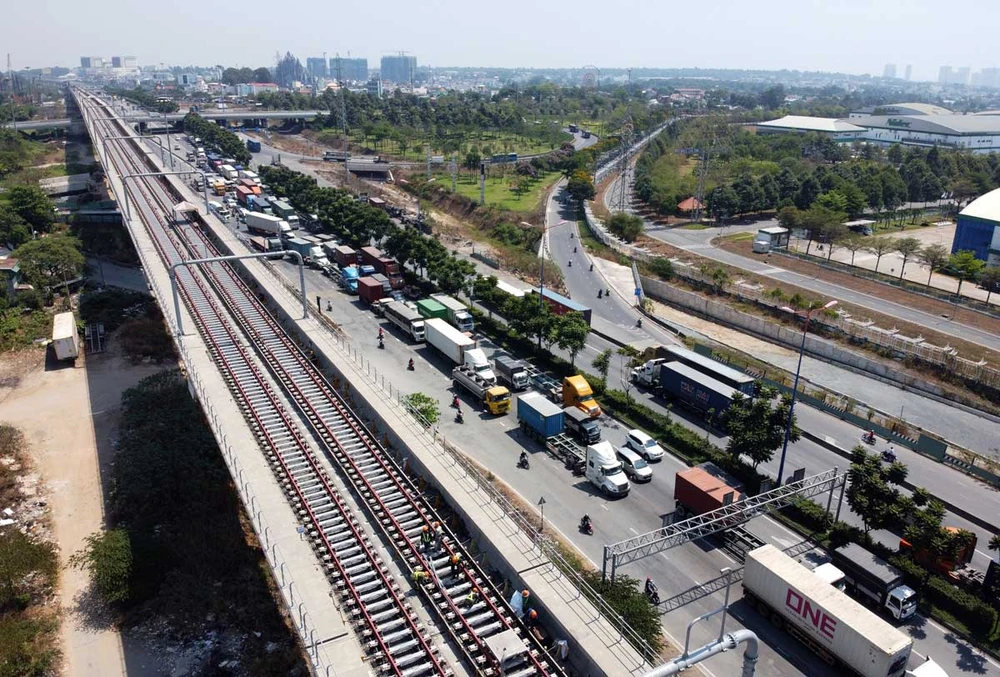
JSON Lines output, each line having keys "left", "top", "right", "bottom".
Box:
{"left": 378, "top": 335, "right": 385, "bottom": 349}
{"left": 574, "top": 246, "right": 577, "bottom": 253}
{"left": 644, "top": 577, "right": 658, "bottom": 597}
{"left": 378, "top": 327, "right": 385, "bottom": 340}
{"left": 519, "top": 451, "right": 529, "bottom": 468}
{"left": 326, "top": 301, "right": 332, "bottom": 311}
{"left": 456, "top": 407, "right": 464, "bottom": 424}
{"left": 580, "top": 514, "right": 592, "bottom": 530}
{"left": 636, "top": 318, "right": 642, "bottom": 328}
{"left": 864, "top": 429, "right": 876, "bottom": 443}
{"left": 598, "top": 289, "right": 603, "bottom": 299}
{"left": 568, "top": 260, "right": 572, "bottom": 267}
{"left": 589, "top": 263, "right": 594, "bottom": 271}
{"left": 408, "top": 358, "right": 415, "bottom": 371}
{"left": 452, "top": 394, "right": 460, "bottom": 408}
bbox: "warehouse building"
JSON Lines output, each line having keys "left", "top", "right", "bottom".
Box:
{"left": 755, "top": 115, "right": 866, "bottom": 141}
{"left": 848, "top": 102, "right": 952, "bottom": 119}
{"left": 853, "top": 115, "right": 1000, "bottom": 153}
{"left": 952, "top": 188, "right": 1000, "bottom": 265}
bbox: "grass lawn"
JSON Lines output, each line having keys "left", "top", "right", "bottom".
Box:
{"left": 452, "top": 171, "right": 561, "bottom": 213}
{"left": 330, "top": 128, "right": 570, "bottom": 163}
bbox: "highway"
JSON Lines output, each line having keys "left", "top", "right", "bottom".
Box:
{"left": 159, "top": 124, "right": 1000, "bottom": 677}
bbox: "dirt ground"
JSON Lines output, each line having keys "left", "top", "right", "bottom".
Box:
{"left": 0, "top": 344, "right": 163, "bottom": 677}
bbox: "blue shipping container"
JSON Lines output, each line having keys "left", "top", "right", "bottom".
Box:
{"left": 660, "top": 362, "right": 737, "bottom": 415}
{"left": 517, "top": 392, "right": 564, "bottom": 438}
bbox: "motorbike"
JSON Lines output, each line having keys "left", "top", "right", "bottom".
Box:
{"left": 408, "top": 359, "right": 415, "bottom": 371}
{"left": 517, "top": 454, "right": 530, "bottom": 470}
{"left": 568, "top": 260, "right": 572, "bottom": 267}
{"left": 579, "top": 516, "right": 594, "bottom": 535}
{"left": 326, "top": 301, "right": 332, "bottom": 311}
{"left": 573, "top": 246, "right": 577, "bottom": 253}
{"left": 589, "top": 264, "right": 594, "bottom": 271}
{"left": 636, "top": 318, "right": 642, "bottom": 328}
{"left": 882, "top": 449, "right": 897, "bottom": 463}
{"left": 455, "top": 408, "right": 465, "bottom": 424}
{"left": 452, "top": 395, "right": 461, "bottom": 408}
{"left": 861, "top": 432, "right": 876, "bottom": 446}
{"left": 598, "top": 289, "right": 603, "bottom": 299}
{"left": 645, "top": 584, "right": 660, "bottom": 606}
{"left": 378, "top": 336, "right": 385, "bottom": 350}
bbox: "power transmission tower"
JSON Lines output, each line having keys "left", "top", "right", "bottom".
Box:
{"left": 479, "top": 161, "right": 486, "bottom": 205}
{"left": 449, "top": 154, "right": 457, "bottom": 192}
{"left": 425, "top": 144, "right": 431, "bottom": 180}
{"left": 335, "top": 54, "right": 349, "bottom": 153}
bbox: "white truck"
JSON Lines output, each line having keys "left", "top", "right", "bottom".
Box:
{"left": 245, "top": 212, "right": 292, "bottom": 237}
{"left": 431, "top": 293, "right": 474, "bottom": 332}
{"left": 743, "top": 545, "right": 912, "bottom": 677}
{"left": 52, "top": 311, "right": 79, "bottom": 361}
{"left": 383, "top": 301, "right": 426, "bottom": 342}
{"left": 583, "top": 441, "right": 630, "bottom": 498}
{"left": 219, "top": 164, "right": 238, "bottom": 180}
{"left": 424, "top": 318, "right": 494, "bottom": 382}
{"left": 631, "top": 357, "right": 669, "bottom": 388}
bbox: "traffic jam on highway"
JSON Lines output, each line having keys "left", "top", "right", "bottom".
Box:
{"left": 166, "top": 129, "right": 972, "bottom": 677}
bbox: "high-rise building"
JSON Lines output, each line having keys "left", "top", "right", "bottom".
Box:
{"left": 306, "top": 57, "right": 328, "bottom": 79}
{"left": 883, "top": 63, "right": 897, "bottom": 79}
{"left": 939, "top": 66, "right": 953, "bottom": 83}
{"left": 904, "top": 65, "right": 912, "bottom": 81}
{"left": 331, "top": 57, "right": 368, "bottom": 82}
{"left": 380, "top": 55, "right": 417, "bottom": 85}
{"left": 366, "top": 75, "right": 383, "bottom": 98}
{"left": 80, "top": 56, "right": 104, "bottom": 69}
{"left": 956, "top": 67, "right": 971, "bottom": 85}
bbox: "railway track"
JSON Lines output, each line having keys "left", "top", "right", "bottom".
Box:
{"left": 83, "top": 91, "right": 560, "bottom": 677}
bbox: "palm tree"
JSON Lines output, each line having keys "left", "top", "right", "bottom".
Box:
{"left": 989, "top": 534, "right": 1000, "bottom": 563}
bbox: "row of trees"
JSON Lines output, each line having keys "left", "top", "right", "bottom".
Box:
{"left": 1, "top": 184, "right": 56, "bottom": 248}
{"left": 220, "top": 66, "right": 273, "bottom": 85}
{"left": 776, "top": 206, "right": 1000, "bottom": 297}
{"left": 473, "top": 276, "right": 591, "bottom": 365}
{"left": 182, "top": 112, "right": 251, "bottom": 165}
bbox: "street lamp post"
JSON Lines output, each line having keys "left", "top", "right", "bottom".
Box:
{"left": 522, "top": 219, "right": 567, "bottom": 347}
{"left": 776, "top": 299, "right": 838, "bottom": 485}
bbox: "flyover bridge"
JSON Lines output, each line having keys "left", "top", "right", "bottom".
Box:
{"left": 74, "top": 88, "right": 645, "bottom": 677}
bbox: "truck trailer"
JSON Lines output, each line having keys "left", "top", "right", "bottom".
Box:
{"left": 431, "top": 293, "right": 474, "bottom": 332}
{"left": 743, "top": 545, "right": 912, "bottom": 677}
{"left": 383, "top": 301, "right": 426, "bottom": 342}
{"left": 831, "top": 543, "right": 918, "bottom": 621}
{"left": 531, "top": 287, "right": 592, "bottom": 325}
{"left": 659, "top": 362, "right": 737, "bottom": 416}
{"left": 673, "top": 463, "right": 742, "bottom": 518}
{"left": 332, "top": 245, "right": 356, "bottom": 268}
{"left": 452, "top": 365, "right": 510, "bottom": 415}
{"left": 424, "top": 318, "right": 493, "bottom": 381}
{"left": 52, "top": 311, "right": 79, "bottom": 361}
{"left": 358, "top": 277, "right": 385, "bottom": 305}
{"left": 416, "top": 298, "right": 449, "bottom": 322}
{"left": 245, "top": 212, "right": 291, "bottom": 237}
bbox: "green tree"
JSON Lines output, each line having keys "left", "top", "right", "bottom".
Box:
{"left": 555, "top": 311, "right": 590, "bottom": 366}
{"left": 979, "top": 266, "right": 1000, "bottom": 305}
{"left": 989, "top": 533, "right": 1000, "bottom": 562}
{"left": 949, "top": 250, "right": 985, "bottom": 298}
{"left": 815, "top": 191, "right": 848, "bottom": 214}
{"left": 893, "top": 237, "right": 922, "bottom": 280}
{"left": 864, "top": 237, "right": 895, "bottom": 274}
{"left": 775, "top": 205, "right": 801, "bottom": 231}
{"left": 948, "top": 178, "right": 978, "bottom": 209}
{"left": 917, "top": 244, "right": 950, "bottom": 287}
{"left": 0, "top": 203, "right": 31, "bottom": 248}
{"left": 70, "top": 529, "right": 133, "bottom": 604}
{"left": 887, "top": 144, "right": 903, "bottom": 165}
{"left": 719, "top": 386, "right": 796, "bottom": 469}
{"left": 605, "top": 212, "right": 643, "bottom": 242}
{"left": 592, "top": 348, "right": 612, "bottom": 389}
{"left": 845, "top": 447, "right": 908, "bottom": 533}
{"left": 463, "top": 149, "right": 482, "bottom": 175}
{"left": 402, "top": 392, "right": 440, "bottom": 425}
{"left": 6, "top": 186, "right": 55, "bottom": 233}
{"left": 707, "top": 185, "right": 739, "bottom": 221}
{"left": 566, "top": 170, "right": 596, "bottom": 203}
{"left": 839, "top": 233, "right": 866, "bottom": 266}
{"left": 13, "top": 235, "right": 85, "bottom": 290}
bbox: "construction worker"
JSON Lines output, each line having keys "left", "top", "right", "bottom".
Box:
{"left": 465, "top": 589, "right": 480, "bottom": 608}
{"left": 411, "top": 566, "right": 427, "bottom": 585}
{"left": 525, "top": 609, "right": 539, "bottom": 630}
{"left": 450, "top": 554, "right": 462, "bottom": 578}
{"left": 420, "top": 525, "right": 432, "bottom": 551}
{"left": 510, "top": 589, "right": 530, "bottom": 618}
{"left": 433, "top": 521, "right": 444, "bottom": 550}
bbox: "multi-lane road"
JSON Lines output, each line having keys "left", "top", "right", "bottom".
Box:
{"left": 152, "top": 128, "right": 999, "bottom": 677}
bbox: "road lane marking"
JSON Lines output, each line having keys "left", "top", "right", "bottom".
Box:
{"left": 629, "top": 527, "right": 638, "bottom": 535}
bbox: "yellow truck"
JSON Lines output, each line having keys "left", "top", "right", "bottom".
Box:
{"left": 452, "top": 365, "right": 511, "bottom": 415}
{"left": 563, "top": 375, "right": 600, "bottom": 418}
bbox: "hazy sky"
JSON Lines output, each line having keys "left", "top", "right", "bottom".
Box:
{"left": 10, "top": 0, "right": 997, "bottom": 81}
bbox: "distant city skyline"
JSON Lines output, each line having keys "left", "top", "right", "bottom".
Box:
{"left": 7, "top": 0, "right": 999, "bottom": 81}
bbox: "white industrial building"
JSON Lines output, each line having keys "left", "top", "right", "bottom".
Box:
{"left": 756, "top": 115, "right": 866, "bottom": 141}
{"left": 848, "top": 102, "right": 952, "bottom": 119}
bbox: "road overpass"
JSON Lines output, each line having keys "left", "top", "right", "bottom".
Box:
{"left": 73, "top": 88, "right": 646, "bottom": 677}
{"left": 5, "top": 109, "right": 324, "bottom": 131}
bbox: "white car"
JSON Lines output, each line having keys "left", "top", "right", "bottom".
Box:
{"left": 625, "top": 429, "right": 665, "bottom": 462}
{"left": 616, "top": 447, "right": 652, "bottom": 483}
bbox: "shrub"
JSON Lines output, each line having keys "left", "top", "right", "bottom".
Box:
{"left": 783, "top": 498, "right": 832, "bottom": 533}
{"left": 402, "top": 392, "right": 440, "bottom": 425}
{"left": 118, "top": 316, "right": 176, "bottom": 363}
{"left": 887, "top": 554, "right": 929, "bottom": 591}
{"left": 925, "top": 576, "right": 998, "bottom": 636}
{"left": 647, "top": 258, "right": 674, "bottom": 280}
{"left": 13, "top": 289, "right": 42, "bottom": 311}
{"left": 70, "top": 528, "right": 133, "bottom": 604}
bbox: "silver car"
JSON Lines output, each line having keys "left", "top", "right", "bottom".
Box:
{"left": 616, "top": 447, "right": 652, "bottom": 483}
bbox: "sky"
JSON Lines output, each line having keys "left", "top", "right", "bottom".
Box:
{"left": 9, "top": 0, "right": 998, "bottom": 81}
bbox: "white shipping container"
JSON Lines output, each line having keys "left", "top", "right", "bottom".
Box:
{"left": 495, "top": 280, "right": 527, "bottom": 297}
{"left": 52, "top": 311, "right": 79, "bottom": 361}
{"left": 744, "top": 545, "right": 911, "bottom": 677}
{"left": 424, "top": 318, "right": 474, "bottom": 365}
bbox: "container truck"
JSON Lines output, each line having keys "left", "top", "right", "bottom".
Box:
{"left": 562, "top": 406, "right": 601, "bottom": 444}
{"left": 238, "top": 170, "right": 259, "bottom": 181}
{"left": 341, "top": 266, "right": 360, "bottom": 294}
{"left": 831, "top": 543, "right": 918, "bottom": 621}
{"left": 219, "top": 164, "right": 238, "bottom": 180}
{"left": 673, "top": 463, "right": 742, "bottom": 518}
{"left": 431, "top": 294, "right": 474, "bottom": 332}
{"left": 452, "top": 365, "right": 511, "bottom": 415}
{"left": 236, "top": 185, "right": 253, "bottom": 206}
{"left": 370, "top": 273, "right": 391, "bottom": 293}
{"left": 659, "top": 362, "right": 737, "bottom": 416}
{"left": 283, "top": 237, "right": 314, "bottom": 259}
{"left": 416, "top": 298, "right": 449, "bottom": 322}
{"left": 743, "top": 545, "right": 913, "bottom": 677}
{"left": 245, "top": 212, "right": 291, "bottom": 237}
{"left": 247, "top": 235, "right": 282, "bottom": 253}
{"left": 246, "top": 139, "right": 262, "bottom": 152}
{"left": 52, "top": 312, "right": 79, "bottom": 361}
{"left": 332, "top": 245, "right": 356, "bottom": 268}
{"left": 515, "top": 393, "right": 629, "bottom": 497}
{"left": 493, "top": 355, "right": 529, "bottom": 391}
{"left": 357, "top": 277, "right": 385, "bottom": 304}
{"left": 268, "top": 199, "right": 299, "bottom": 228}
{"left": 563, "top": 375, "right": 600, "bottom": 418}
{"left": 631, "top": 357, "right": 669, "bottom": 388}
{"left": 383, "top": 301, "right": 426, "bottom": 342}
{"left": 424, "top": 318, "right": 494, "bottom": 380}
{"left": 531, "top": 287, "right": 592, "bottom": 325}
{"left": 900, "top": 527, "right": 978, "bottom": 583}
